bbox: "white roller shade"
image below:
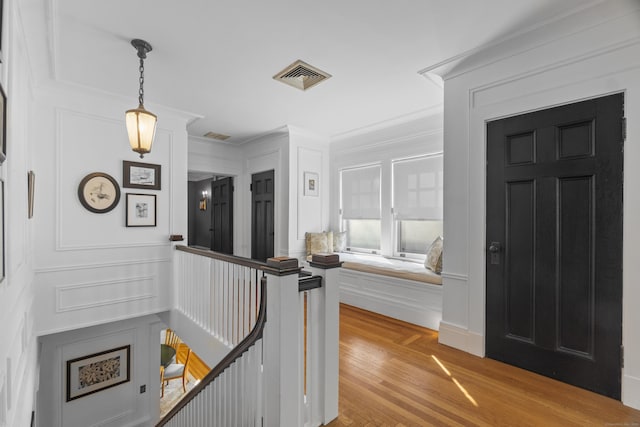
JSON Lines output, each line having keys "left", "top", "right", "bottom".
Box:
{"left": 341, "top": 165, "right": 381, "bottom": 219}
{"left": 393, "top": 154, "right": 443, "bottom": 220}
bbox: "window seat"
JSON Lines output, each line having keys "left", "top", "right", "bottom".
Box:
{"left": 337, "top": 252, "right": 442, "bottom": 285}
{"left": 309, "top": 252, "right": 443, "bottom": 330}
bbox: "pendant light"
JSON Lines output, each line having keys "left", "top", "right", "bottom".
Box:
{"left": 125, "top": 39, "right": 157, "bottom": 158}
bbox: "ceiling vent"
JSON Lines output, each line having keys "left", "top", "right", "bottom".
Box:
{"left": 273, "top": 60, "right": 331, "bottom": 91}
{"left": 204, "top": 131, "right": 231, "bottom": 141}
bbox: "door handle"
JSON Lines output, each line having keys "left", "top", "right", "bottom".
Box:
{"left": 489, "top": 242, "right": 501, "bottom": 265}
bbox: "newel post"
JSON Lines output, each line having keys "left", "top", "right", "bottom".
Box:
{"left": 262, "top": 257, "right": 303, "bottom": 427}
{"left": 307, "top": 255, "right": 342, "bottom": 425}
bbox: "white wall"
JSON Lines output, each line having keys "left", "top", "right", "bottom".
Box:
{"left": 426, "top": 0, "right": 640, "bottom": 409}
{"left": 37, "top": 315, "right": 164, "bottom": 427}
{"left": 288, "top": 126, "right": 330, "bottom": 260}
{"left": 31, "top": 82, "right": 195, "bottom": 336}
{"left": 329, "top": 110, "right": 444, "bottom": 256}
{"left": 0, "top": 0, "right": 39, "bottom": 425}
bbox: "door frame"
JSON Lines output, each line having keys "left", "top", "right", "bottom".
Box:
{"left": 475, "top": 91, "right": 626, "bottom": 355}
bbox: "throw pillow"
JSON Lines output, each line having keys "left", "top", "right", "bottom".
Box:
{"left": 333, "top": 231, "right": 347, "bottom": 252}
{"left": 424, "top": 236, "right": 443, "bottom": 274}
{"left": 305, "top": 232, "right": 330, "bottom": 256}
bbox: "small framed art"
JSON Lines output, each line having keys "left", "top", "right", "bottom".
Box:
{"left": 66, "top": 345, "right": 131, "bottom": 402}
{"left": 304, "top": 171, "right": 319, "bottom": 197}
{"left": 0, "top": 82, "right": 6, "bottom": 165}
{"left": 77, "top": 172, "right": 120, "bottom": 213}
{"left": 123, "top": 161, "right": 161, "bottom": 190}
{"left": 126, "top": 193, "right": 156, "bottom": 227}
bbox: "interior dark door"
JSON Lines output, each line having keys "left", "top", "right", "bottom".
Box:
{"left": 210, "top": 177, "right": 233, "bottom": 254}
{"left": 486, "top": 93, "right": 624, "bottom": 399}
{"left": 251, "top": 170, "right": 275, "bottom": 262}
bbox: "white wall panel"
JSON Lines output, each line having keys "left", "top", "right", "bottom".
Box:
{"left": 429, "top": 0, "right": 640, "bottom": 408}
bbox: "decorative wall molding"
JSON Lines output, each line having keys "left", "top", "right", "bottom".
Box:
{"left": 35, "top": 257, "right": 171, "bottom": 274}
{"left": 331, "top": 106, "right": 443, "bottom": 142}
{"left": 55, "top": 276, "right": 156, "bottom": 313}
{"left": 419, "top": 0, "right": 633, "bottom": 80}
{"left": 440, "top": 271, "right": 469, "bottom": 282}
{"left": 332, "top": 126, "right": 443, "bottom": 156}
{"left": 339, "top": 269, "right": 442, "bottom": 330}
{"left": 470, "top": 36, "right": 640, "bottom": 109}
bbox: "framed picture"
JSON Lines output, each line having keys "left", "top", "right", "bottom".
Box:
{"left": 123, "top": 161, "right": 161, "bottom": 190}
{"left": 27, "top": 171, "right": 35, "bottom": 219}
{"left": 0, "top": 82, "right": 6, "bottom": 165}
{"left": 304, "top": 171, "right": 319, "bottom": 197}
{"left": 66, "top": 345, "right": 130, "bottom": 402}
{"left": 77, "top": 172, "right": 120, "bottom": 213}
{"left": 126, "top": 193, "right": 156, "bottom": 227}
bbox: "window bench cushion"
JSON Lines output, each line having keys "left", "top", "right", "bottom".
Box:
{"left": 332, "top": 252, "right": 442, "bottom": 285}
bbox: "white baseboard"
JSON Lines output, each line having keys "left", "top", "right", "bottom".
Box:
{"left": 623, "top": 374, "right": 640, "bottom": 410}
{"left": 438, "top": 321, "right": 484, "bottom": 357}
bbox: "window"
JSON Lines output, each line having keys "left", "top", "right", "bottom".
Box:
{"left": 392, "top": 154, "right": 443, "bottom": 258}
{"left": 340, "top": 165, "right": 381, "bottom": 253}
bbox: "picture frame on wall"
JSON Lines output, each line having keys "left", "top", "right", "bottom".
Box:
{"left": 66, "top": 345, "right": 131, "bottom": 402}
{"left": 123, "top": 161, "right": 161, "bottom": 190}
{"left": 304, "top": 171, "right": 319, "bottom": 197}
{"left": 28, "top": 171, "right": 35, "bottom": 219}
{"left": 0, "top": 82, "right": 6, "bottom": 165}
{"left": 77, "top": 172, "right": 121, "bottom": 213}
{"left": 126, "top": 193, "right": 156, "bottom": 227}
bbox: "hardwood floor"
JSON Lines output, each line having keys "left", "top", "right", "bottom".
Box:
{"left": 326, "top": 304, "right": 640, "bottom": 427}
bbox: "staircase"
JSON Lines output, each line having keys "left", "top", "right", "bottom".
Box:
{"left": 157, "top": 246, "right": 341, "bottom": 427}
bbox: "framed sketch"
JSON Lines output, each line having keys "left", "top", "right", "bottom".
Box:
{"left": 27, "top": 171, "right": 35, "bottom": 219}
{"left": 126, "top": 193, "right": 156, "bottom": 227}
{"left": 123, "top": 161, "right": 161, "bottom": 190}
{"left": 0, "top": 82, "right": 6, "bottom": 165}
{"left": 78, "top": 173, "right": 120, "bottom": 213}
{"left": 66, "top": 345, "right": 130, "bottom": 402}
{"left": 304, "top": 171, "right": 319, "bottom": 197}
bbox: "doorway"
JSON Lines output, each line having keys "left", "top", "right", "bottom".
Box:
{"left": 485, "top": 93, "right": 624, "bottom": 399}
{"left": 210, "top": 177, "right": 233, "bottom": 254}
{"left": 251, "top": 170, "right": 275, "bottom": 261}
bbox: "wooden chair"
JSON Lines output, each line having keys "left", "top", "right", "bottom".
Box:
{"left": 164, "top": 328, "right": 181, "bottom": 349}
{"left": 161, "top": 348, "right": 192, "bottom": 394}
{"left": 160, "top": 365, "right": 165, "bottom": 398}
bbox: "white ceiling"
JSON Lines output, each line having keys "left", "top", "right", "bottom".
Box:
{"left": 32, "top": 0, "right": 595, "bottom": 143}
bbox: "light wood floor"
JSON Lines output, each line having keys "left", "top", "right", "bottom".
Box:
{"left": 326, "top": 304, "right": 640, "bottom": 427}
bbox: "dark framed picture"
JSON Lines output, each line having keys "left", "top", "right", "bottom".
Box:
{"left": 66, "top": 345, "right": 131, "bottom": 402}
{"left": 123, "top": 161, "right": 161, "bottom": 190}
{"left": 28, "top": 171, "right": 35, "bottom": 219}
{"left": 77, "top": 172, "right": 120, "bottom": 213}
{"left": 0, "top": 82, "right": 6, "bottom": 165}
{"left": 304, "top": 171, "right": 319, "bottom": 197}
{"left": 126, "top": 193, "right": 156, "bottom": 227}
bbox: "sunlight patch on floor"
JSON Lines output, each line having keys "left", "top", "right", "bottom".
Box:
{"left": 431, "top": 355, "right": 479, "bottom": 408}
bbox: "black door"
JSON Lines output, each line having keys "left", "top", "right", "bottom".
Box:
{"left": 210, "top": 177, "right": 233, "bottom": 254}
{"left": 251, "top": 170, "right": 275, "bottom": 261}
{"left": 486, "top": 94, "right": 624, "bottom": 399}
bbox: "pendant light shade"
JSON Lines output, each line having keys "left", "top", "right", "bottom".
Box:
{"left": 126, "top": 39, "right": 157, "bottom": 158}
{"left": 126, "top": 104, "right": 157, "bottom": 158}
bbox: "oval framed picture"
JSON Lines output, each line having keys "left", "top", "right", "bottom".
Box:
{"left": 77, "top": 172, "right": 121, "bottom": 213}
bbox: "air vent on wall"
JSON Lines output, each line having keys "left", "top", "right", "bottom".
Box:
{"left": 273, "top": 60, "right": 331, "bottom": 91}
{"left": 204, "top": 131, "right": 231, "bottom": 141}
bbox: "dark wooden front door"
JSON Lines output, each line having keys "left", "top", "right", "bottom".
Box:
{"left": 251, "top": 170, "right": 275, "bottom": 262}
{"left": 210, "top": 177, "right": 233, "bottom": 254}
{"left": 486, "top": 93, "right": 624, "bottom": 399}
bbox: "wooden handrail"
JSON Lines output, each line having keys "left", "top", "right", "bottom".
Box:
{"left": 176, "top": 245, "right": 302, "bottom": 276}
{"left": 156, "top": 277, "right": 268, "bottom": 426}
